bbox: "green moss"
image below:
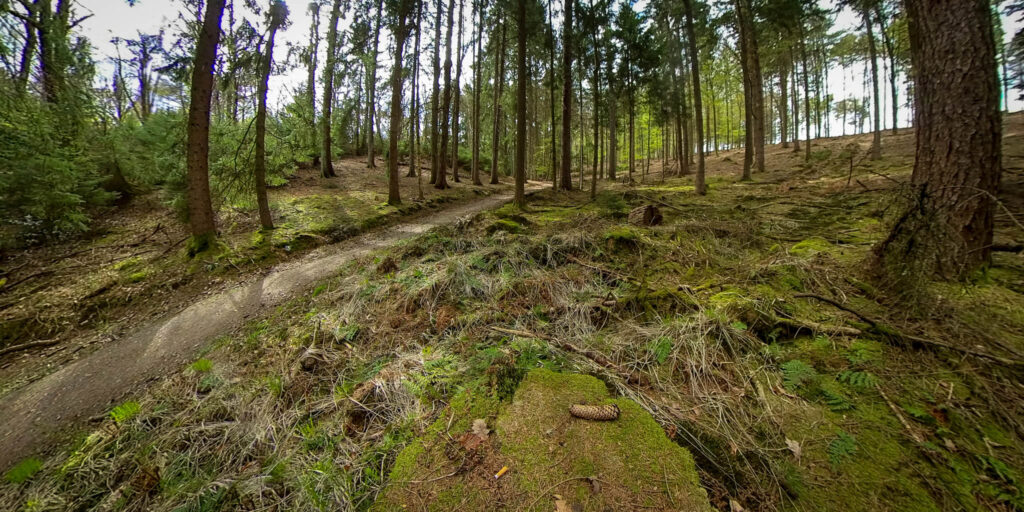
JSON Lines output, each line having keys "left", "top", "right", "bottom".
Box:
{"left": 5, "top": 457, "right": 42, "bottom": 484}
{"left": 379, "top": 369, "right": 711, "bottom": 511}
{"left": 789, "top": 237, "right": 832, "bottom": 257}
{"left": 126, "top": 270, "right": 148, "bottom": 283}
{"left": 485, "top": 219, "right": 523, "bottom": 235}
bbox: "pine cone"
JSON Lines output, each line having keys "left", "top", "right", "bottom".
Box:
{"left": 569, "top": 403, "right": 620, "bottom": 421}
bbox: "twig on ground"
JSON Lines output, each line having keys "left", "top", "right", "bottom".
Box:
{"left": 876, "top": 384, "right": 923, "bottom": 444}
{"left": 0, "top": 339, "right": 59, "bottom": 358}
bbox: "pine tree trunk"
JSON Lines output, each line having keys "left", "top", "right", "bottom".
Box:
{"left": 184, "top": 0, "right": 226, "bottom": 244}
{"left": 436, "top": 0, "right": 456, "bottom": 189}
{"left": 864, "top": 5, "right": 882, "bottom": 160}
{"left": 875, "top": 3, "right": 899, "bottom": 135}
{"left": 513, "top": 0, "right": 528, "bottom": 206}
{"left": 558, "top": 0, "right": 573, "bottom": 191}
{"left": 876, "top": 0, "right": 1001, "bottom": 279}
{"left": 608, "top": 91, "right": 617, "bottom": 180}
{"left": 451, "top": 0, "right": 465, "bottom": 183}
{"left": 367, "top": 0, "right": 384, "bottom": 169}
{"left": 682, "top": 0, "right": 705, "bottom": 195}
{"left": 387, "top": 1, "right": 411, "bottom": 206}
{"left": 17, "top": 0, "right": 39, "bottom": 93}
{"left": 490, "top": 21, "right": 506, "bottom": 185}
{"left": 800, "top": 34, "right": 811, "bottom": 162}
{"left": 548, "top": 0, "right": 558, "bottom": 190}
{"left": 409, "top": 0, "right": 422, "bottom": 179}
{"left": 305, "top": 2, "right": 320, "bottom": 163}
{"left": 780, "top": 63, "right": 789, "bottom": 148}
{"left": 471, "top": 0, "right": 485, "bottom": 185}
{"left": 254, "top": 6, "right": 283, "bottom": 230}
{"left": 430, "top": 0, "right": 443, "bottom": 184}
{"left": 320, "top": 0, "right": 343, "bottom": 178}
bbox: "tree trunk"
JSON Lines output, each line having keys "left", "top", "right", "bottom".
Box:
{"left": 863, "top": 4, "right": 882, "bottom": 160}
{"left": 451, "top": 0, "right": 465, "bottom": 183}
{"left": 735, "top": 0, "right": 764, "bottom": 174}
{"left": 255, "top": 4, "right": 285, "bottom": 230}
{"left": 367, "top": 0, "right": 384, "bottom": 168}
{"left": 320, "top": 0, "right": 343, "bottom": 178}
{"left": 682, "top": 0, "right": 705, "bottom": 195}
{"left": 513, "top": 0, "right": 527, "bottom": 206}
{"left": 430, "top": 0, "right": 443, "bottom": 184}
{"left": 185, "top": 0, "right": 227, "bottom": 244}
{"left": 875, "top": 2, "right": 899, "bottom": 135}
{"left": 410, "top": 0, "right": 423, "bottom": 182}
{"left": 306, "top": 2, "right": 320, "bottom": 162}
{"left": 558, "top": 0, "right": 573, "bottom": 191}
{"left": 800, "top": 34, "right": 811, "bottom": 162}
{"left": 490, "top": 21, "right": 506, "bottom": 185}
{"left": 387, "top": 0, "right": 412, "bottom": 206}
{"left": 875, "top": 0, "right": 1001, "bottom": 279}
{"left": 548, "top": 0, "right": 558, "bottom": 189}
{"left": 17, "top": 0, "right": 40, "bottom": 93}
{"left": 780, "top": 64, "right": 788, "bottom": 148}
{"left": 591, "top": 32, "right": 600, "bottom": 199}
{"left": 471, "top": 0, "right": 485, "bottom": 185}
{"left": 608, "top": 91, "right": 617, "bottom": 180}
{"left": 436, "top": 0, "right": 456, "bottom": 189}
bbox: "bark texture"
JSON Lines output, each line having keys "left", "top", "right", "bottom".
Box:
{"left": 185, "top": 0, "right": 227, "bottom": 242}
{"left": 875, "top": 0, "right": 1002, "bottom": 279}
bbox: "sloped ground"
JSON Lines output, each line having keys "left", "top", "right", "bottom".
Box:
{"left": 0, "top": 119, "right": 1022, "bottom": 512}
{"left": 0, "top": 157, "right": 509, "bottom": 398}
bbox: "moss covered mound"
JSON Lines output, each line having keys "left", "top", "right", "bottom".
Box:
{"left": 376, "top": 369, "right": 711, "bottom": 511}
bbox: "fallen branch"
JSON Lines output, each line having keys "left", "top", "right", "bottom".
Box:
{"left": 792, "top": 294, "right": 1024, "bottom": 368}
{"left": 0, "top": 339, "right": 59, "bottom": 358}
{"left": 992, "top": 243, "right": 1024, "bottom": 254}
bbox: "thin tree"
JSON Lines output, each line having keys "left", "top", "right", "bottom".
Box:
{"left": 682, "top": 0, "right": 705, "bottom": 195}
{"left": 875, "top": 0, "right": 1001, "bottom": 279}
{"left": 436, "top": 0, "right": 455, "bottom": 189}
{"left": 490, "top": 20, "right": 507, "bottom": 184}
{"left": 860, "top": 0, "right": 882, "bottom": 159}
{"left": 470, "top": 0, "right": 486, "bottom": 185}
{"left": 450, "top": 0, "right": 465, "bottom": 182}
{"left": 254, "top": 0, "right": 289, "bottom": 230}
{"left": 367, "top": 0, "right": 384, "bottom": 168}
{"left": 305, "top": 1, "right": 321, "bottom": 163}
{"left": 559, "top": 0, "right": 574, "bottom": 190}
{"left": 513, "top": 0, "right": 527, "bottom": 206}
{"left": 430, "top": 0, "right": 443, "bottom": 184}
{"left": 184, "top": 0, "right": 228, "bottom": 248}
{"left": 387, "top": 0, "right": 415, "bottom": 205}
{"left": 320, "top": 0, "right": 343, "bottom": 178}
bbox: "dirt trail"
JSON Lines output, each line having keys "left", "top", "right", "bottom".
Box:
{"left": 0, "top": 186, "right": 542, "bottom": 470}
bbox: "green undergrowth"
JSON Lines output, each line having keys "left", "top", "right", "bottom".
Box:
{"left": 2, "top": 167, "right": 1022, "bottom": 512}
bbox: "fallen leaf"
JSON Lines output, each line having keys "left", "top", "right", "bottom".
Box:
{"left": 730, "top": 498, "right": 746, "bottom": 512}
{"left": 785, "top": 438, "right": 802, "bottom": 463}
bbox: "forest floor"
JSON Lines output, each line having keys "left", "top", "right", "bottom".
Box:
{"left": 1, "top": 117, "right": 1024, "bottom": 512}
{"left": 0, "top": 157, "right": 511, "bottom": 398}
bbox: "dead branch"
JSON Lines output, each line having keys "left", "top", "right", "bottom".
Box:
{"left": 792, "top": 294, "right": 1024, "bottom": 368}
{"left": 0, "top": 339, "right": 59, "bottom": 358}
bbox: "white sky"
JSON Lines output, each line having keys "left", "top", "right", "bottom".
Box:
{"left": 74, "top": 0, "right": 1024, "bottom": 135}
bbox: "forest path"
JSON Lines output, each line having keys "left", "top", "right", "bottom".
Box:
{"left": 0, "top": 184, "right": 544, "bottom": 470}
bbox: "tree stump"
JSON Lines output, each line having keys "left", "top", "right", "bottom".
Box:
{"left": 628, "top": 205, "right": 663, "bottom": 226}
